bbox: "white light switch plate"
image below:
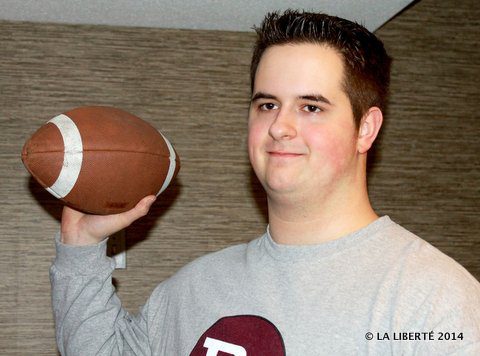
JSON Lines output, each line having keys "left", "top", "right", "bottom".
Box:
{"left": 107, "top": 230, "right": 126, "bottom": 269}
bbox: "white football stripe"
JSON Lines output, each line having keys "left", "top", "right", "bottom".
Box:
{"left": 157, "top": 132, "right": 176, "bottom": 196}
{"left": 45, "top": 114, "right": 83, "bottom": 199}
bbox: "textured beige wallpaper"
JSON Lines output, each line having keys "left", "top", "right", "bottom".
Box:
{"left": 373, "top": 0, "right": 479, "bottom": 275}
{"left": 0, "top": 0, "right": 478, "bottom": 353}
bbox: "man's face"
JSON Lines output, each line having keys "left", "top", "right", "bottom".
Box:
{"left": 248, "top": 43, "right": 360, "bottom": 201}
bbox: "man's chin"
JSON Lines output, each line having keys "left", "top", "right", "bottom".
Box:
{"left": 264, "top": 180, "right": 300, "bottom": 197}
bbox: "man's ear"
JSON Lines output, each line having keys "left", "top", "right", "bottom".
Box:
{"left": 357, "top": 107, "right": 383, "bottom": 154}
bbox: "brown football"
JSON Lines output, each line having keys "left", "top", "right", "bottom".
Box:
{"left": 22, "top": 106, "right": 180, "bottom": 215}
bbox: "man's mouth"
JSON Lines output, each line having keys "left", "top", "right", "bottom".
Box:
{"left": 268, "top": 151, "right": 304, "bottom": 158}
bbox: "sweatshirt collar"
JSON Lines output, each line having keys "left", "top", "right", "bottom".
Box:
{"left": 262, "top": 215, "right": 393, "bottom": 262}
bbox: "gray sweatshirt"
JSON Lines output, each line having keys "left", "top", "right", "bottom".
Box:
{"left": 51, "top": 216, "right": 480, "bottom": 355}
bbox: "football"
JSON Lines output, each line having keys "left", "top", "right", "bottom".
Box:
{"left": 22, "top": 106, "right": 180, "bottom": 215}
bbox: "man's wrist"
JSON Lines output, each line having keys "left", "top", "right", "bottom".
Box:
{"left": 53, "top": 232, "right": 113, "bottom": 275}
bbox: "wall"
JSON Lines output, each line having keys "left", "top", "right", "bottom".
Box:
{"left": 0, "top": 0, "right": 478, "bottom": 353}
{"left": 373, "top": 0, "right": 479, "bottom": 273}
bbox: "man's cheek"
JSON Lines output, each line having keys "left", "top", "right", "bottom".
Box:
{"left": 247, "top": 127, "right": 264, "bottom": 167}
{"left": 248, "top": 122, "right": 267, "bottom": 149}
{"left": 310, "top": 134, "right": 352, "bottom": 170}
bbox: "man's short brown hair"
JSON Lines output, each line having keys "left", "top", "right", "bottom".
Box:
{"left": 251, "top": 10, "right": 392, "bottom": 127}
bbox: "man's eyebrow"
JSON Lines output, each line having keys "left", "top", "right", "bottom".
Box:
{"left": 250, "top": 92, "right": 333, "bottom": 106}
{"left": 251, "top": 92, "right": 277, "bottom": 102}
{"left": 299, "top": 94, "right": 333, "bottom": 106}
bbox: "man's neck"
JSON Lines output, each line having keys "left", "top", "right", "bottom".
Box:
{"left": 267, "top": 185, "right": 378, "bottom": 245}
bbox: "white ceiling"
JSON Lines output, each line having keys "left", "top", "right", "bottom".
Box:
{"left": 0, "top": 0, "right": 414, "bottom": 32}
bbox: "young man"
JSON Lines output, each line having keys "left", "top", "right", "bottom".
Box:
{"left": 52, "top": 11, "right": 480, "bottom": 355}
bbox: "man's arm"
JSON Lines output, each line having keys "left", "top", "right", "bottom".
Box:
{"left": 51, "top": 196, "right": 157, "bottom": 355}
{"left": 51, "top": 236, "right": 151, "bottom": 355}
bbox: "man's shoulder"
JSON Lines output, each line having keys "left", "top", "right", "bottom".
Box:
{"left": 379, "top": 220, "right": 480, "bottom": 308}
{"left": 387, "top": 221, "right": 478, "bottom": 284}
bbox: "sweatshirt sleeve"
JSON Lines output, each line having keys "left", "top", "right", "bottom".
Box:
{"left": 50, "top": 233, "right": 152, "bottom": 356}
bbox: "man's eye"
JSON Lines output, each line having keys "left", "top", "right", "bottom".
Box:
{"left": 259, "top": 103, "right": 278, "bottom": 111}
{"left": 302, "top": 105, "right": 322, "bottom": 113}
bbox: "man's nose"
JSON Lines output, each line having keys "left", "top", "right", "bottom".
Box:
{"left": 268, "top": 109, "right": 297, "bottom": 141}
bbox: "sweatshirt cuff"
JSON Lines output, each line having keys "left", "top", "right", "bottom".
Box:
{"left": 53, "top": 232, "right": 114, "bottom": 275}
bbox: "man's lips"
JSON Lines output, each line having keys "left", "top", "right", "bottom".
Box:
{"left": 268, "top": 151, "right": 304, "bottom": 157}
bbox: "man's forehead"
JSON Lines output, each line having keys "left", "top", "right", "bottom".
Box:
{"left": 259, "top": 42, "right": 343, "bottom": 64}
{"left": 256, "top": 44, "right": 344, "bottom": 77}
{"left": 253, "top": 43, "right": 346, "bottom": 101}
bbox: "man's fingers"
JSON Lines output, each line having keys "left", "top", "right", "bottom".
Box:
{"left": 61, "top": 196, "right": 157, "bottom": 245}
{"left": 116, "top": 195, "right": 157, "bottom": 228}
